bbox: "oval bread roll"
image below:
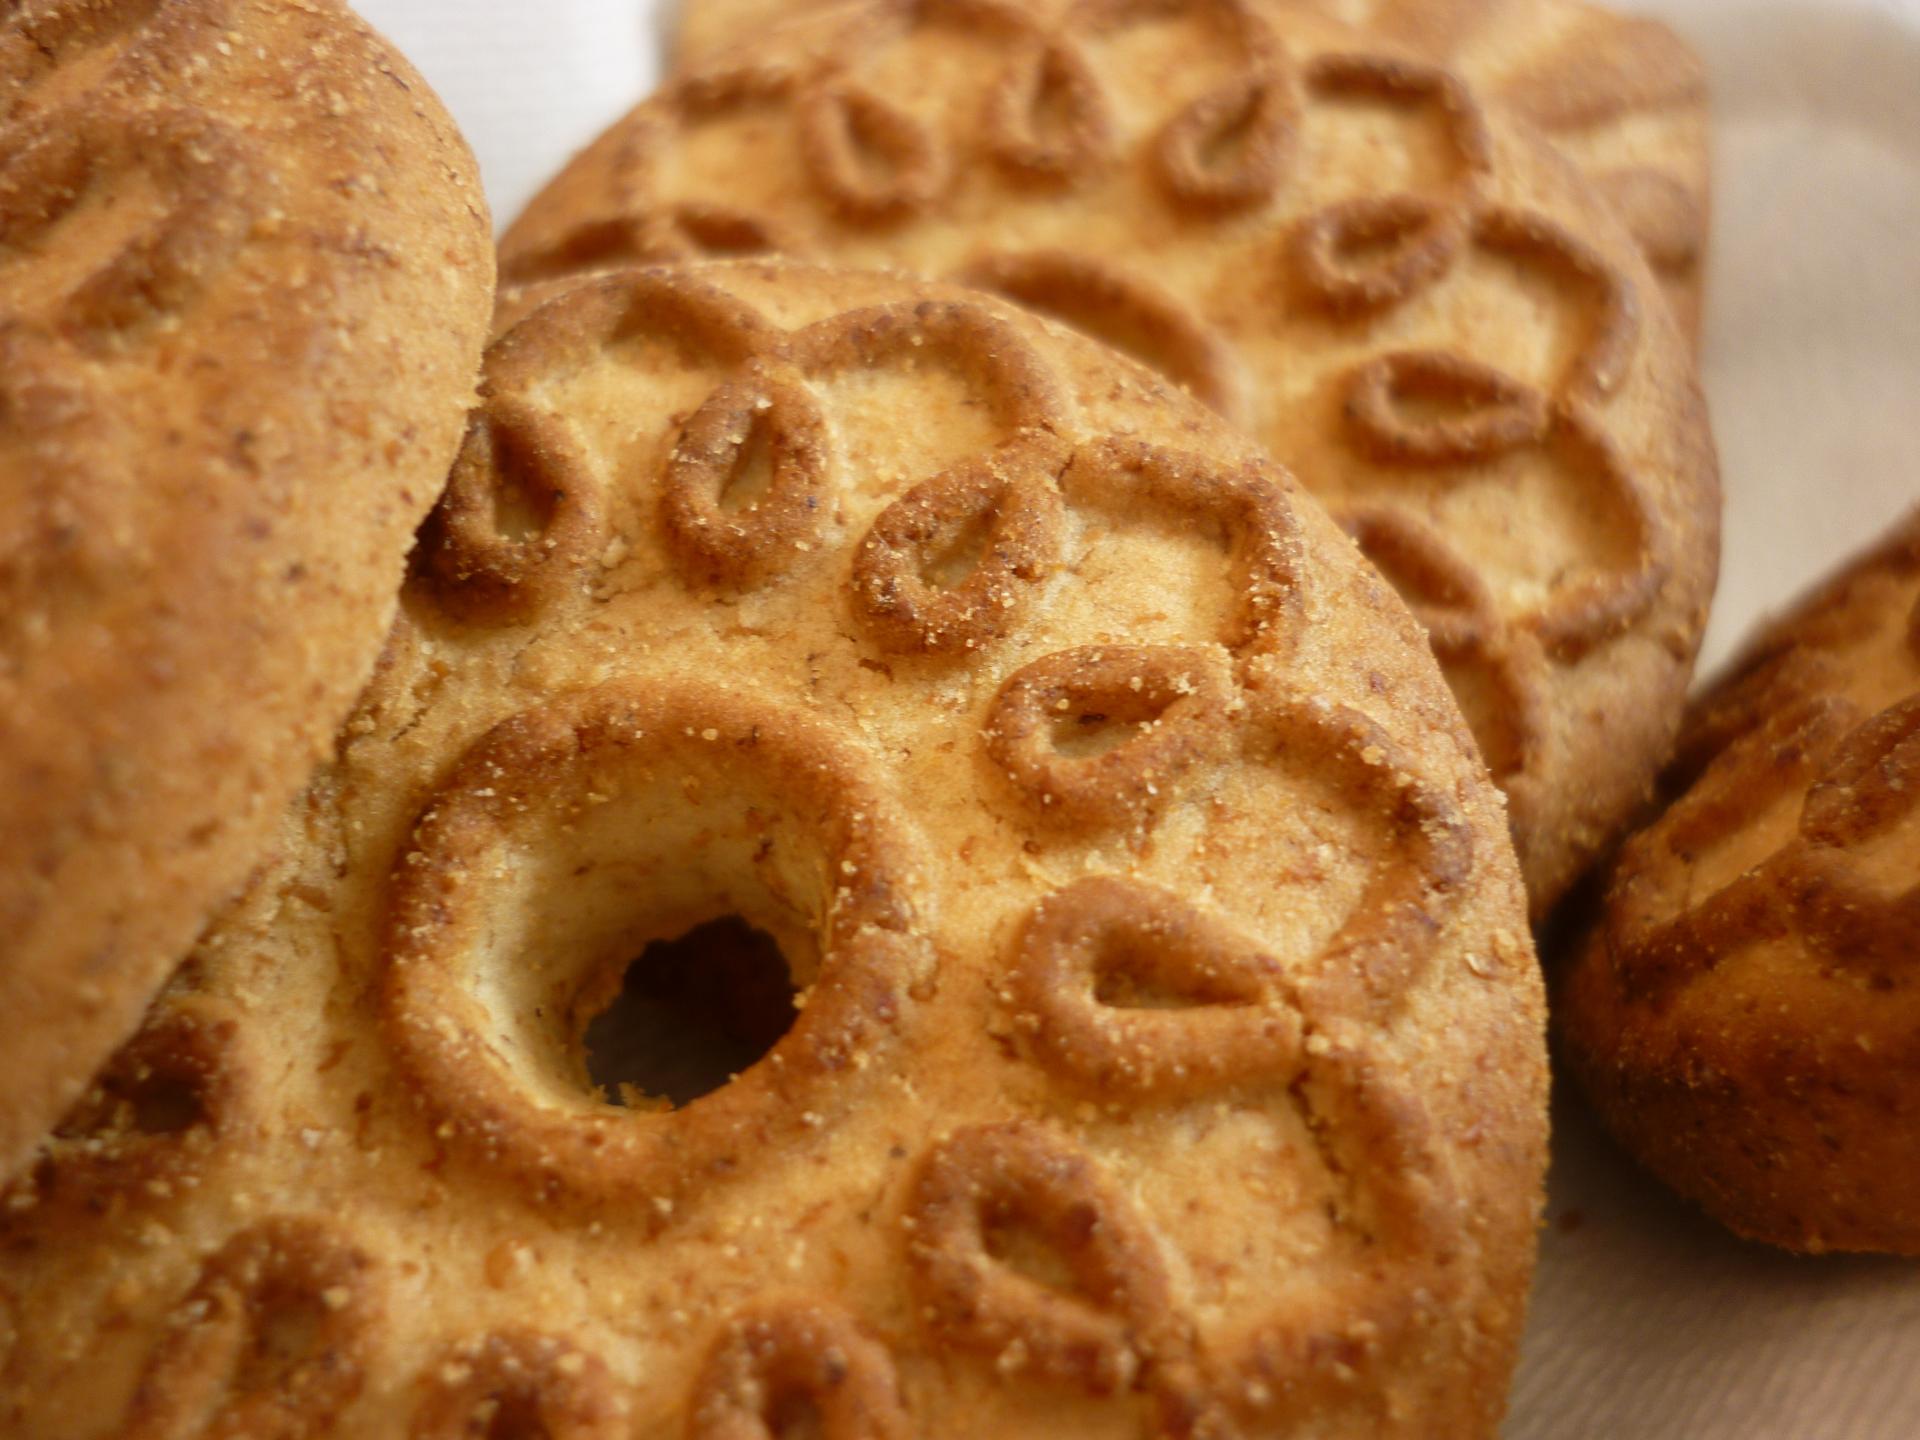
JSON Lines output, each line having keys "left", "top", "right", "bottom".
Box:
{"left": 0, "top": 0, "right": 495, "bottom": 1180}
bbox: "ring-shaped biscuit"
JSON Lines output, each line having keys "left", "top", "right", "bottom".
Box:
{"left": 379, "top": 680, "right": 931, "bottom": 1215}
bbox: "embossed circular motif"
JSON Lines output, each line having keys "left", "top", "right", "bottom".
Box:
{"left": 379, "top": 679, "right": 933, "bottom": 1214}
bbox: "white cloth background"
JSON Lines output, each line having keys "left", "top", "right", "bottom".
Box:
{"left": 353, "top": 1, "right": 1920, "bottom": 1433}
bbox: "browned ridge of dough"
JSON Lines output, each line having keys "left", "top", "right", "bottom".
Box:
{"left": 1563, "top": 509, "right": 1920, "bottom": 1256}
{"left": 666, "top": 0, "right": 1711, "bottom": 344}
{"left": 0, "top": 0, "right": 495, "bottom": 1180}
{"left": 0, "top": 262, "right": 1547, "bottom": 1439}
{"left": 500, "top": 0, "right": 1720, "bottom": 917}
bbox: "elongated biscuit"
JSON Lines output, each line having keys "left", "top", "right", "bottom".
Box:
{"left": 667, "top": 0, "right": 1710, "bottom": 340}
{"left": 1564, "top": 509, "right": 1920, "bottom": 1254}
{"left": 502, "top": 1, "right": 1720, "bottom": 914}
{"left": 0, "top": 0, "right": 493, "bottom": 1178}
{"left": 0, "top": 262, "right": 1546, "bottom": 1438}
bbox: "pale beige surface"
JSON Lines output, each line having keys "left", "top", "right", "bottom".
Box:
{"left": 0, "top": 0, "right": 494, "bottom": 1182}
{"left": 0, "top": 263, "right": 1546, "bottom": 1438}
{"left": 501, "top": 1, "right": 1721, "bottom": 917}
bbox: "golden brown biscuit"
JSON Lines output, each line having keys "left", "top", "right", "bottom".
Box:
{"left": 666, "top": 0, "right": 1710, "bottom": 342}
{"left": 501, "top": 1, "right": 1720, "bottom": 916}
{"left": 1563, "top": 509, "right": 1920, "bottom": 1255}
{"left": 0, "top": 262, "right": 1547, "bottom": 1437}
{"left": 0, "top": 0, "right": 493, "bottom": 1179}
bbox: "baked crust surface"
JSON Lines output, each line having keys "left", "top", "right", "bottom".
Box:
{"left": 501, "top": 1, "right": 1720, "bottom": 916}
{"left": 0, "top": 262, "right": 1547, "bottom": 1438}
{"left": 0, "top": 0, "right": 494, "bottom": 1177}
{"left": 1564, "top": 509, "right": 1920, "bottom": 1254}
{"left": 666, "top": 0, "right": 1711, "bottom": 341}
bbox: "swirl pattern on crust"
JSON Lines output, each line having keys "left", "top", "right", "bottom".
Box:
{"left": 502, "top": 0, "right": 1717, "bottom": 915}
{"left": 1564, "top": 509, "right": 1920, "bottom": 1255}
{"left": 0, "top": 263, "right": 1544, "bottom": 1438}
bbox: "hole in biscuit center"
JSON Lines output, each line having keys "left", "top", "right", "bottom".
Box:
{"left": 582, "top": 917, "right": 798, "bottom": 1110}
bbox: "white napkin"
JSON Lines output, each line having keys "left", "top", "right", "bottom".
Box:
{"left": 354, "top": 1, "right": 1920, "bottom": 1433}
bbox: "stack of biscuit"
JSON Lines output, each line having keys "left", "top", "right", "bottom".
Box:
{"left": 0, "top": 0, "right": 1906, "bottom": 1437}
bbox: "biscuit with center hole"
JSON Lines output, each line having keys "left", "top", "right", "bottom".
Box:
{"left": 0, "top": 261, "right": 1545, "bottom": 1439}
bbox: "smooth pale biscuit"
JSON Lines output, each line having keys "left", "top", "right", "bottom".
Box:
{"left": 1563, "top": 509, "right": 1920, "bottom": 1255}
{"left": 666, "top": 0, "right": 1711, "bottom": 341}
{"left": 501, "top": 1, "right": 1720, "bottom": 915}
{"left": 0, "top": 0, "right": 495, "bottom": 1179}
{"left": 0, "top": 262, "right": 1547, "bottom": 1438}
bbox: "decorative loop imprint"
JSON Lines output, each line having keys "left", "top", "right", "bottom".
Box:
{"left": 982, "top": 644, "right": 1236, "bottom": 831}
{"left": 800, "top": 79, "right": 949, "bottom": 224}
{"left": 849, "top": 438, "right": 1069, "bottom": 655}
{"left": 1008, "top": 875, "right": 1302, "bottom": 1099}
{"left": 3, "top": 993, "right": 245, "bottom": 1226}
{"left": 961, "top": 251, "right": 1247, "bottom": 425}
{"left": 1060, "top": 436, "right": 1303, "bottom": 653}
{"left": 121, "top": 1218, "right": 380, "bottom": 1440}
{"left": 660, "top": 363, "right": 833, "bottom": 590}
{"left": 1342, "top": 350, "right": 1549, "bottom": 467}
{"left": 984, "top": 35, "right": 1114, "bottom": 187}
{"left": 417, "top": 394, "right": 606, "bottom": 623}
{"left": 687, "top": 1300, "right": 910, "bottom": 1440}
{"left": 904, "top": 1121, "right": 1180, "bottom": 1395}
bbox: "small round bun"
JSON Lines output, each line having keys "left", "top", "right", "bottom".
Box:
{"left": 0, "top": 262, "right": 1546, "bottom": 1439}
{"left": 1564, "top": 509, "right": 1920, "bottom": 1254}
{"left": 0, "top": 0, "right": 495, "bottom": 1176}
{"left": 502, "top": 0, "right": 1719, "bottom": 914}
